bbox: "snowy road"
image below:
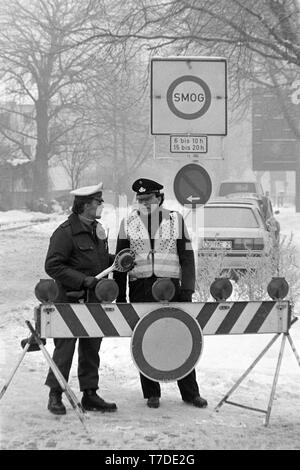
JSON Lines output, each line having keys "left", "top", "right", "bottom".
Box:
{"left": 0, "top": 208, "right": 300, "bottom": 450}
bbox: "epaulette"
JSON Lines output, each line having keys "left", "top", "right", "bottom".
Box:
{"left": 60, "top": 220, "right": 70, "bottom": 228}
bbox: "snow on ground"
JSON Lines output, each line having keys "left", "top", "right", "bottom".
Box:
{"left": 0, "top": 206, "right": 300, "bottom": 450}
{"left": 0, "top": 210, "right": 52, "bottom": 231}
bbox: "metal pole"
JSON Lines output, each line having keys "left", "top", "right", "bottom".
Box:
{"left": 264, "top": 334, "right": 286, "bottom": 426}
{"left": 25, "top": 321, "right": 88, "bottom": 429}
{"left": 0, "top": 340, "right": 31, "bottom": 400}
{"left": 287, "top": 333, "right": 300, "bottom": 368}
{"left": 215, "top": 333, "right": 281, "bottom": 411}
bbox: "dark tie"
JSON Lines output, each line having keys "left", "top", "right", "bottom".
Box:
{"left": 91, "top": 221, "right": 98, "bottom": 241}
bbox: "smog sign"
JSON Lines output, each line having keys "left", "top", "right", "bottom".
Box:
{"left": 167, "top": 75, "right": 212, "bottom": 120}
{"left": 151, "top": 57, "right": 227, "bottom": 135}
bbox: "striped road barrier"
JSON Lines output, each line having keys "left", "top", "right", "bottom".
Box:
{"left": 37, "top": 300, "right": 291, "bottom": 338}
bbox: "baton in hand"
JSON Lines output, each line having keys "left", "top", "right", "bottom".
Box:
{"left": 95, "top": 248, "right": 135, "bottom": 280}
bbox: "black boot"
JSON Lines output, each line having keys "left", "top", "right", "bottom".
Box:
{"left": 81, "top": 389, "right": 117, "bottom": 412}
{"left": 147, "top": 397, "right": 160, "bottom": 408}
{"left": 47, "top": 390, "right": 66, "bottom": 415}
{"left": 184, "top": 395, "right": 208, "bottom": 408}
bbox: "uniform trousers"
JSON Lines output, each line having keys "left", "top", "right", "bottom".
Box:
{"left": 45, "top": 337, "right": 102, "bottom": 392}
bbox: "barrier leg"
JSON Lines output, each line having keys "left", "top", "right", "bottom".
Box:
{"left": 264, "top": 334, "right": 286, "bottom": 426}
{"left": 25, "top": 321, "right": 88, "bottom": 429}
{"left": 215, "top": 333, "right": 281, "bottom": 413}
{"left": 287, "top": 333, "right": 300, "bottom": 368}
{"left": 0, "top": 340, "right": 31, "bottom": 400}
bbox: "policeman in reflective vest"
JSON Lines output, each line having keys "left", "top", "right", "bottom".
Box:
{"left": 44, "top": 182, "right": 117, "bottom": 415}
{"left": 114, "top": 178, "right": 208, "bottom": 409}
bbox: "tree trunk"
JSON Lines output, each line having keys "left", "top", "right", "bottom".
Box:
{"left": 296, "top": 149, "right": 300, "bottom": 213}
{"left": 32, "top": 99, "right": 49, "bottom": 200}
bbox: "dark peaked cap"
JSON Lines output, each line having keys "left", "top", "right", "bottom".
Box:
{"left": 132, "top": 178, "right": 163, "bottom": 195}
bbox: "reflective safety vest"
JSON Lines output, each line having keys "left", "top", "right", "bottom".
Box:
{"left": 124, "top": 210, "right": 181, "bottom": 279}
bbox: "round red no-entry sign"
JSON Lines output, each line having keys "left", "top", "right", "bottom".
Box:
{"left": 173, "top": 163, "right": 212, "bottom": 208}
{"left": 131, "top": 307, "right": 203, "bottom": 382}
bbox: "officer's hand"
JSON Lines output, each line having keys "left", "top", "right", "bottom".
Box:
{"left": 178, "top": 289, "right": 193, "bottom": 302}
{"left": 83, "top": 276, "right": 98, "bottom": 289}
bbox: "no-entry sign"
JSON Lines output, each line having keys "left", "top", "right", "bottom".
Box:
{"left": 131, "top": 307, "right": 203, "bottom": 382}
{"left": 151, "top": 57, "right": 227, "bottom": 135}
{"left": 173, "top": 163, "right": 212, "bottom": 208}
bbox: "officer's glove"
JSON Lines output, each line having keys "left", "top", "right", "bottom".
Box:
{"left": 178, "top": 289, "right": 193, "bottom": 302}
{"left": 83, "top": 276, "right": 98, "bottom": 289}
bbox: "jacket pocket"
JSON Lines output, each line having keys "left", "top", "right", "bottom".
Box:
{"left": 77, "top": 243, "right": 94, "bottom": 251}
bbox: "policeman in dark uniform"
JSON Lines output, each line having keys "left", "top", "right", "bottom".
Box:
{"left": 114, "top": 178, "right": 208, "bottom": 409}
{"left": 44, "top": 182, "right": 117, "bottom": 415}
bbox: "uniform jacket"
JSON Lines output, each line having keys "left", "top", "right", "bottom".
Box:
{"left": 125, "top": 209, "right": 181, "bottom": 279}
{"left": 114, "top": 208, "right": 195, "bottom": 301}
{"left": 45, "top": 213, "right": 110, "bottom": 298}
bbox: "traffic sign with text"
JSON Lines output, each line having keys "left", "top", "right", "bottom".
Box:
{"left": 170, "top": 135, "right": 208, "bottom": 153}
{"left": 151, "top": 57, "right": 227, "bottom": 135}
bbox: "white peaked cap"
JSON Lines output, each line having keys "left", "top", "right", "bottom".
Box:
{"left": 70, "top": 182, "right": 103, "bottom": 197}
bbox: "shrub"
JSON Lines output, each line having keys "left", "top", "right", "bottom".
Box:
{"left": 195, "top": 235, "right": 300, "bottom": 307}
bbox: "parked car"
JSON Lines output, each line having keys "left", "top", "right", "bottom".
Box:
{"left": 198, "top": 200, "right": 276, "bottom": 277}
{"left": 212, "top": 193, "right": 280, "bottom": 245}
{"left": 216, "top": 180, "right": 265, "bottom": 197}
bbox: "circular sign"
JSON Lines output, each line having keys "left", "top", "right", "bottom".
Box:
{"left": 115, "top": 248, "right": 136, "bottom": 272}
{"left": 173, "top": 163, "right": 212, "bottom": 208}
{"left": 131, "top": 307, "right": 203, "bottom": 382}
{"left": 167, "top": 75, "right": 212, "bottom": 120}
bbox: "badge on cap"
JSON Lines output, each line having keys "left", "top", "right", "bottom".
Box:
{"left": 139, "top": 187, "right": 146, "bottom": 193}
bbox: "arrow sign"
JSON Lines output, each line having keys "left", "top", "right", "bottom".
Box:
{"left": 173, "top": 163, "right": 212, "bottom": 208}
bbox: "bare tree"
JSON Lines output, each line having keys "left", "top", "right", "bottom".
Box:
{"left": 0, "top": 0, "right": 113, "bottom": 200}
{"left": 86, "top": 0, "right": 300, "bottom": 207}
{"left": 83, "top": 50, "right": 152, "bottom": 199}
{"left": 94, "top": 1, "right": 300, "bottom": 65}
{"left": 52, "top": 127, "right": 98, "bottom": 189}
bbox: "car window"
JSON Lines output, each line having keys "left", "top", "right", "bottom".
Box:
{"left": 218, "top": 182, "right": 257, "bottom": 196}
{"left": 204, "top": 207, "right": 260, "bottom": 228}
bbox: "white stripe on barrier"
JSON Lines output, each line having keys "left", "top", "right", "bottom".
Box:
{"left": 45, "top": 308, "right": 73, "bottom": 337}
{"left": 108, "top": 305, "right": 134, "bottom": 336}
{"left": 202, "top": 303, "right": 233, "bottom": 334}
{"left": 72, "top": 304, "right": 105, "bottom": 337}
{"left": 257, "top": 304, "right": 288, "bottom": 334}
{"left": 229, "top": 302, "right": 259, "bottom": 334}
